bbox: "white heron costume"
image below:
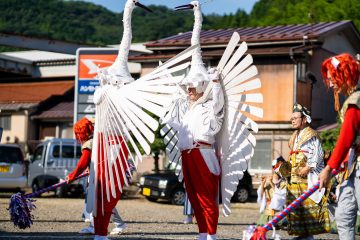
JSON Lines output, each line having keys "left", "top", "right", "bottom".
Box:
{"left": 70, "top": 0, "right": 198, "bottom": 238}
{"left": 161, "top": 2, "right": 263, "bottom": 239}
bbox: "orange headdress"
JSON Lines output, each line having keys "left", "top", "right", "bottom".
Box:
{"left": 321, "top": 53, "right": 360, "bottom": 111}
{"left": 73, "top": 118, "right": 94, "bottom": 143}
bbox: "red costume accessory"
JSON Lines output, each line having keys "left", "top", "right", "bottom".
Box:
{"left": 321, "top": 53, "right": 360, "bottom": 111}
{"left": 73, "top": 118, "right": 94, "bottom": 143}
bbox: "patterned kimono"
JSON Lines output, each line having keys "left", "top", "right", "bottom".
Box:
{"left": 287, "top": 126, "right": 330, "bottom": 236}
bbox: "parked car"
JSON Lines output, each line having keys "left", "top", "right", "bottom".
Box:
{"left": 28, "top": 138, "right": 85, "bottom": 197}
{"left": 231, "top": 170, "right": 253, "bottom": 203}
{"left": 0, "top": 144, "right": 27, "bottom": 192}
{"left": 139, "top": 170, "right": 185, "bottom": 205}
{"left": 139, "top": 170, "right": 253, "bottom": 205}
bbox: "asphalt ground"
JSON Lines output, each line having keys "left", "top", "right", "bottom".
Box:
{"left": 0, "top": 191, "right": 346, "bottom": 240}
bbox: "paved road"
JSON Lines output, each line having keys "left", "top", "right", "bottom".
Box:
{"left": 0, "top": 192, "right": 342, "bottom": 239}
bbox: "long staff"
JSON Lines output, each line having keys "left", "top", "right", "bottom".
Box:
{"left": 250, "top": 169, "right": 339, "bottom": 240}
{"left": 8, "top": 172, "right": 89, "bottom": 229}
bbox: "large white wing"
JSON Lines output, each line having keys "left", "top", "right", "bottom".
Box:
{"left": 213, "top": 32, "right": 263, "bottom": 216}
{"left": 160, "top": 86, "right": 188, "bottom": 178}
{"left": 89, "top": 45, "right": 198, "bottom": 215}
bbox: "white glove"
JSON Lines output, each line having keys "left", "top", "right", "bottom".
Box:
{"left": 207, "top": 67, "right": 220, "bottom": 82}
{"left": 95, "top": 68, "right": 109, "bottom": 86}
{"left": 93, "top": 85, "right": 109, "bottom": 105}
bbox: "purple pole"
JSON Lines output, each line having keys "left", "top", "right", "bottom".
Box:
{"left": 9, "top": 171, "right": 89, "bottom": 229}
{"left": 250, "top": 169, "right": 340, "bottom": 240}
{"left": 24, "top": 172, "right": 89, "bottom": 198}
{"left": 263, "top": 169, "right": 339, "bottom": 231}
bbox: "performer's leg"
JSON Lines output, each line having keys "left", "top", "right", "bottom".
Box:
{"left": 94, "top": 194, "right": 121, "bottom": 236}
{"left": 111, "top": 207, "right": 125, "bottom": 226}
{"left": 336, "top": 173, "right": 358, "bottom": 240}
{"left": 183, "top": 192, "right": 193, "bottom": 224}
{"left": 182, "top": 150, "right": 219, "bottom": 235}
{"left": 182, "top": 151, "right": 208, "bottom": 234}
{"left": 190, "top": 150, "right": 219, "bottom": 235}
{"left": 354, "top": 168, "right": 360, "bottom": 233}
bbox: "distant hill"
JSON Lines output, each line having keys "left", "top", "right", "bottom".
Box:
{"left": 249, "top": 0, "right": 360, "bottom": 28}
{"left": 0, "top": 0, "right": 359, "bottom": 46}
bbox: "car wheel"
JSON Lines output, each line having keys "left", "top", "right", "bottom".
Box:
{"left": 171, "top": 188, "right": 185, "bottom": 205}
{"left": 55, "top": 186, "right": 67, "bottom": 198}
{"left": 31, "top": 181, "right": 41, "bottom": 197}
{"left": 145, "top": 196, "right": 158, "bottom": 202}
{"left": 234, "top": 187, "right": 249, "bottom": 203}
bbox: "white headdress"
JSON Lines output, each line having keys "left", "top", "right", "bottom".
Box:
{"left": 331, "top": 56, "right": 340, "bottom": 69}
{"left": 178, "top": 1, "right": 210, "bottom": 93}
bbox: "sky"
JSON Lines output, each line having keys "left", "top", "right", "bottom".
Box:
{"left": 82, "top": 0, "right": 259, "bottom": 15}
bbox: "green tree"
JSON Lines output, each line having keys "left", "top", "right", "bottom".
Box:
{"left": 319, "top": 119, "right": 341, "bottom": 152}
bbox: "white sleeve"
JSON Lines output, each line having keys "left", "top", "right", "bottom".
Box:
{"left": 212, "top": 82, "right": 224, "bottom": 115}
{"left": 161, "top": 97, "right": 188, "bottom": 131}
{"left": 201, "top": 83, "right": 224, "bottom": 136}
{"left": 93, "top": 87, "right": 104, "bottom": 105}
{"left": 257, "top": 186, "right": 266, "bottom": 213}
{"left": 269, "top": 186, "right": 287, "bottom": 211}
{"left": 304, "top": 137, "right": 324, "bottom": 169}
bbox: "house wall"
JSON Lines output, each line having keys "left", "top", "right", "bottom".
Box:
{"left": 322, "top": 33, "right": 358, "bottom": 55}
{"left": 2, "top": 112, "right": 27, "bottom": 143}
{"left": 309, "top": 49, "right": 338, "bottom": 128}
{"left": 309, "top": 28, "right": 360, "bottom": 129}
{"left": 141, "top": 62, "right": 158, "bottom": 76}
{"left": 256, "top": 64, "right": 294, "bottom": 122}
{"left": 39, "top": 121, "right": 73, "bottom": 140}
{"left": 1, "top": 111, "right": 28, "bottom": 154}
{"left": 296, "top": 81, "right": 312, "bottom": 110}
{"left": 250, "top": 130, "right": 292, "bottom": 175}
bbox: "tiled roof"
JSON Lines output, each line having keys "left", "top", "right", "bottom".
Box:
{"left": 0, "top": 103, "right": 38, "bottom": 111}
{"left": 0, "top": 50, "right": 75, "bottom": 65}
{"left": 129, "top": 45, "right": 309, "bottom": 61}
{"left": 32, "top": 101, "right": 73, "bottom": 119}
{"left": 146, "top": 21, "right": 353, "bottom": 48}
{"left": 317, "top": 123, "right": 338, "bottom": 132}
{"left": 0, "top": 81, "right": 74, "bottom": 104}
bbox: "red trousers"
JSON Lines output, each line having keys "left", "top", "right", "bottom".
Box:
{"left": 94, "top": 188, "right": 121, "bottom": 236}
{"left": 94, "top": 134, "right": 128, "bottom": 236}
{"left": 182, "top": 149, "right": 219, "bottom": 235}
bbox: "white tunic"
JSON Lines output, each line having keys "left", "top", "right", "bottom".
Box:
{"left": 166, "top": 83, "right": 224, "bottom": 175}
{"left": 293, "top": 128, "right": 325, "bottom": 203}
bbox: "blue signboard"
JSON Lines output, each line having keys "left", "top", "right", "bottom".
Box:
{"left": 78, "top": 80, "right": 100, "bottom": 94}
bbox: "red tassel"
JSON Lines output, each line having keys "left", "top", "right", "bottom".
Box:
{"left": 250, "top": 226, "right": 267, "bottom": 240}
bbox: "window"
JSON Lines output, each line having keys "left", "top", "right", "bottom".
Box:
{"left": 0, "top": 115, "right": 11, "bottom": 130}
{"left": 52, "top": 145, "right": 82, "bottom": 158}
{"left": 0, "top": 146, "right": 23, "bottom": 163}
{"left": 250, "top": 139, "right": 272, "bottom": 171}
{"left": 33, "top": 146, "right": 44, "bottom": 163}
{"left": 297, "top": 62, "right": 307, "bottom": 82}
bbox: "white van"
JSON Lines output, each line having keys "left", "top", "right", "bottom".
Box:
{"left": 28, "top": 138, "right": 85, "bottom": 197}
{"left": 0, "top": 144, "right": 27, "bottom": 192}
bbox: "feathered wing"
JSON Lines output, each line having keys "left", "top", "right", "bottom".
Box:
{"left": 87, "top": 45, "right": 198, "bottom": 215}
{"left": 213, "top": 32, "right": 263, "bottom": 216}
{"left": 160, "top": 86, "right": 188, "bottom": 178}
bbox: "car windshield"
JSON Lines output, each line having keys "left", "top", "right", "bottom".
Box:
{"left": 0, "top": 146, "right": 23, "bottom": 163}
{"left": 52, "top": 145, "right": 81, "bottom": 158}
